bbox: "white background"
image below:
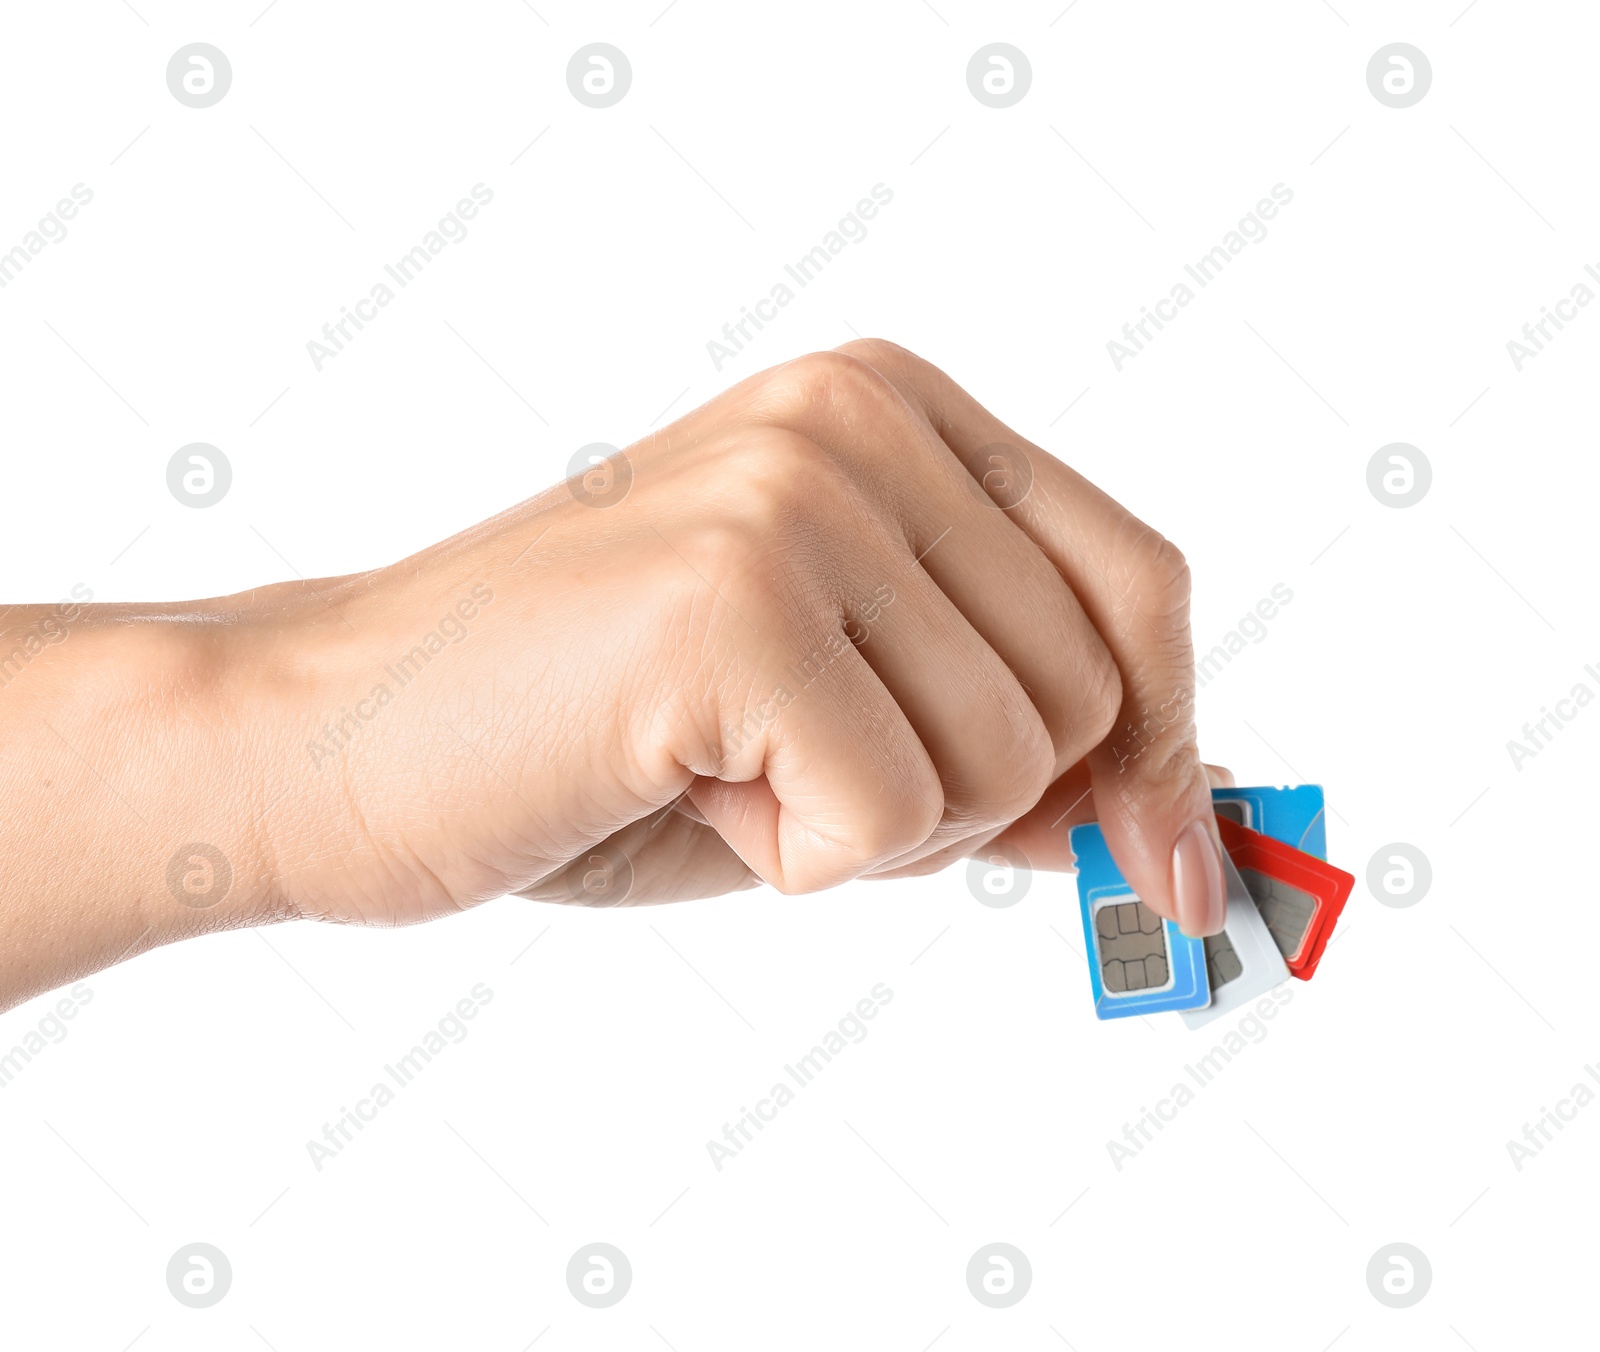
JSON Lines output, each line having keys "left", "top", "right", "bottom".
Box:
{"left": 2, "top": 1, "right": 1596, "bottom": 1347}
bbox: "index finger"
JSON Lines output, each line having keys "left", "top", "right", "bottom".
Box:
{"left": 835, "top": 339, "right": 1226, "bottom": 937}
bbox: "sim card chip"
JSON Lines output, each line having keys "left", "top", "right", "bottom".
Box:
{"left": 1212, "top": 800, "right": 1251, "bottom": 828}
{"left": 1211, "top": 785, "right": 1327, "bottom": 859}
{"left": 1239, "top": 867, "right": 1317, "bottom": 964}
{"left": 1180, "top": 851, "right": 1290, "bottom": 1030}
{"left": 1203, "top": 929, "right": 1245, "bottom": 989}
{"left": 1216, "top": 816, "right": 1354, "bottom": 982}
{"left": 1095, "top": 900, "right": 1169, "bottom": 993}
{"left": 1071, "top": 822, "right": 1210, "bottom": 1020}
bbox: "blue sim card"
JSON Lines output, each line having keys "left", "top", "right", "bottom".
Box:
{"left": 1069, "top": 822, "right": 1210, "bottom": 1020}
{"left": 1210, "top": 784, "right": 1326, "bottom": 860}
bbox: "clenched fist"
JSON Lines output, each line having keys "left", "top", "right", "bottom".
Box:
{"left": 0, "top": 340, "right": 1227, "bottom": 1013}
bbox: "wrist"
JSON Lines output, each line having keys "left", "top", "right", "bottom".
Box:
{"left": 203, "top": 584, "right": 378, "bottom": 928}
{"left": 112, "top": 614, "right": 291, "bottom": 936}
{"left": 227, "top": 564, "right": 525, "bottom": 925}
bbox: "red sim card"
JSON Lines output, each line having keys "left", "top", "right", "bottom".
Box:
{"left": 1215, "top": 816, "right": 1354, "bottom": 981}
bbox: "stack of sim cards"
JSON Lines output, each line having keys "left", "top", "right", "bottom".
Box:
{"left": 1070, "top": 785, "right": 1354, "bottom": 1029}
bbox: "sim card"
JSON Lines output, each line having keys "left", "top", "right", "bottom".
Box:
{"left": 1070, "top": 822, "right": 1210, "bottom": 1020}
{"left": 1210, "top": 784, "right": 1327, "bottom": 859}
{"left": 1179, "top": 849, "right": 1290, "bottom": 1030}
{"left": 1215, "top": 816, "right": 1354, "bottom": 981}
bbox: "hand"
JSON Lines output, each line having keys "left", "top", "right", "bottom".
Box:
{"left": 0, "top": 340, "right": 1227, "bottom": 1011}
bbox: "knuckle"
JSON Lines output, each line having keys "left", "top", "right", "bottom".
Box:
{"left": 1079, "top": 641, "right": 1125, "bottom": 750}
{"left": 755, "top": 349, "right": 905, "bottom": 424}
{"left": 738, "top": 423, "right": 830, "bottom": 496}
{"left": 946, "top": 707, "right": 1055, "bottom": 830}
{"left": 1116, "top": 520, "right": 1192, "bottom": 621}
{"left": 1108, "top": 688, "right": 1200, "bottom": 784}
{"left": 1012, "top": 717, "right": 1059, "bottom": 810}
{"left": 708, "top": 427, "right": 837, "bottom": 538}
{"left": 833, "top": 336, "right": 918, "bottom": 372}
{"left": 750, "top": 351, "right": 847, "bottom": 417}
{"left": 867, "top": 777, "right": 945, "bottom": 862}
{"left": 671, "top": 517, "right": 770, "bottom": 591}
{"left": 833, "top": 338, "right": 949, "bottom": 419}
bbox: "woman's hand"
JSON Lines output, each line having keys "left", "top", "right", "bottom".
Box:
{"left": 0, "top": 340, "right": 1226, "bottom": 1012}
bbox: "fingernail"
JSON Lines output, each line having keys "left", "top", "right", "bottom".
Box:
{"left": 1171, "top": 818, "right": 1226, "bottom": 937}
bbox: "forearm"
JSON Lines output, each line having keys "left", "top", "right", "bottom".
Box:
{"left": 0, "top": 539, "right": 594, "bottom": 1014}
{"left": 0, "top": 603, "right": 287, "bottom": 1012}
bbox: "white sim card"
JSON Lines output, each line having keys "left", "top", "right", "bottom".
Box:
{"left": 1180, "top": 850, "right": 1290, "bottom": 1030}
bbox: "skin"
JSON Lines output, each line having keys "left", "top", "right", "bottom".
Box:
{"left": 0, "top": 340, "right": 1228, "bottom": 1015}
